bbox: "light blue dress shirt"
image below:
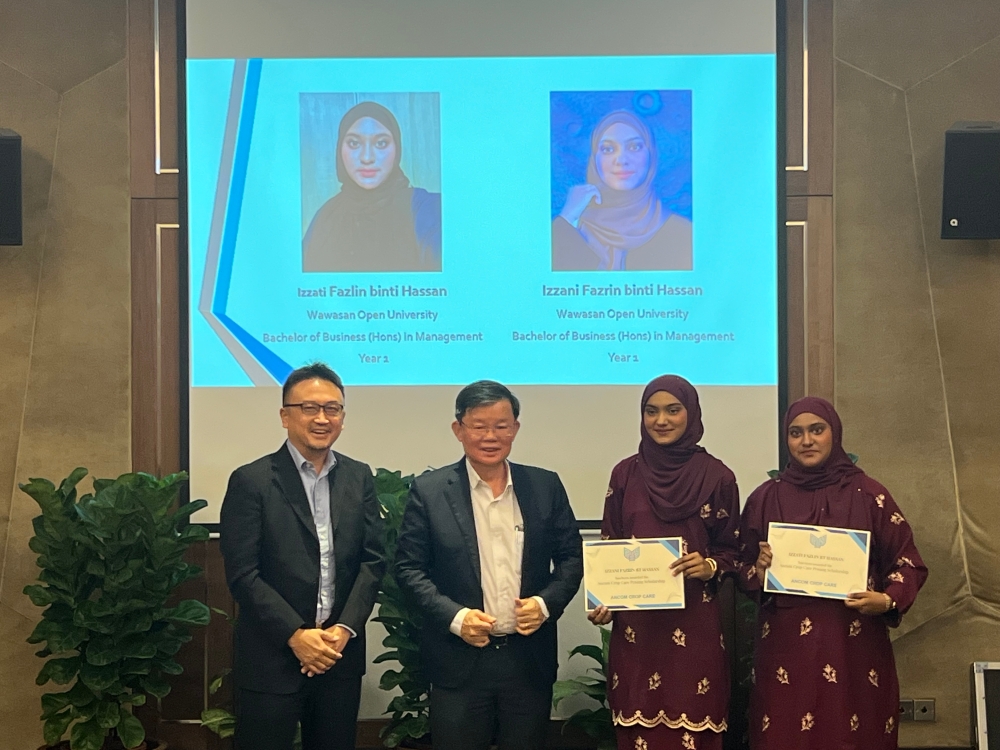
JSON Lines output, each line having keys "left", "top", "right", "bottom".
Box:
{"left": 286, "top": 441, "right": 337, "bottom": 626}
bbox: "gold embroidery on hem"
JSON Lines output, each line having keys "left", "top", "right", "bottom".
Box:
{"left": 612, "top": 710, "right": 727, "bottom": 732}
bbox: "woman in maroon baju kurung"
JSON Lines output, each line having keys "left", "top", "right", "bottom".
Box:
{"left": 738, "top": 397, "right": 927, "bottom": 750}
{"left": 591, "top": 376, "right": 740, "bottom": 750}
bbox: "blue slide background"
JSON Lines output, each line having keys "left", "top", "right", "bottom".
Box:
{"left": 187, "top": 54, "right": 776, "bottom": 387}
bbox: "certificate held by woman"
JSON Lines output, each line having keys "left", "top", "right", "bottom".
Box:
{"left": 583, "top": 537, "right": 686, "bottom": 611}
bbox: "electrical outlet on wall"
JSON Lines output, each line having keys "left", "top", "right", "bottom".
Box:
{"left": 914, "top": 699, "right": 936, "bottom": 722}
{"left": 899, "top": 699, "right": 915, "bottom": 722}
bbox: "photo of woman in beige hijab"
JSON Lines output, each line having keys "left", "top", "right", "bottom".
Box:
{"left": 551, "top": 108, "right": 692, "bottom": 271}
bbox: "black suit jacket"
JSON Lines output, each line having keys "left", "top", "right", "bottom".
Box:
{"left": 395, "top": 459, "right": 583, "bottom": 689}
{"left": 219, "top": 444, "right": 385, "bottom": 694}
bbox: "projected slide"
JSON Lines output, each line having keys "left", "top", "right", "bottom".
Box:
{"left": 188, "top": 54, "right": 776, "bottom": 389}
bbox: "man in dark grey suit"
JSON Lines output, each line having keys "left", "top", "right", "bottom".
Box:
{"left": 395, "top": 380, "right": 583, "bottom": 750}
{"left": 220, "top": 363, "right": 385, "bottom": 750}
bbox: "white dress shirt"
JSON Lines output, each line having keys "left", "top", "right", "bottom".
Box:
{"left": 449, "top": 459, "right": 550, "bottom": 636}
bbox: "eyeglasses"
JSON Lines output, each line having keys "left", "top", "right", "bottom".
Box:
{"left": 459, "top": 421, "right": 516, "bottom": 438}
{"left": 284, "top": 402, "right": 344, "bottom": 418}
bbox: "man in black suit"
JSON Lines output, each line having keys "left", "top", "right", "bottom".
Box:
{"left": 395, "top": 380, "right": 583, "bottom": 750}
{"left": 220, "top": 363, "right": 385, "bottom": 750}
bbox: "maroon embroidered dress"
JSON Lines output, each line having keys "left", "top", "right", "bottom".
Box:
{"left": 737, "top": 398, "right": 928, "bottom": 750}
{"left": 601, "top": 377, "right": 740, "bottom": 750}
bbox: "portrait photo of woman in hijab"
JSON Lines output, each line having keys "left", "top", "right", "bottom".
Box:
{"left": 301, "top": 96, "right": 442, "bottom": 272}
{"left": 551, "top": 91, "right": 692, "bottom": 271}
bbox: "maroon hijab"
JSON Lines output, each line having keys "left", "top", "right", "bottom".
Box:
{"left": 633, "top": 375, "right": 731, "bottom": 523}
{"left": 779, "top": 396, "right": 863, "bottom": 491}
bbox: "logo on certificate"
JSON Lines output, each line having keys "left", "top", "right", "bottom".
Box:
{"left": 809, "top": 533, "right": 827, "bottom": 549}
{"left": 623, "top": 546, "right": 640, "bottom": 562}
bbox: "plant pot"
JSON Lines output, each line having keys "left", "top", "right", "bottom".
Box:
{"left": 39, "top": 741, "right": 167, "bottom": 750}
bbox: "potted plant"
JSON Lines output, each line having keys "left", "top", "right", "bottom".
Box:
{"left": 21, "top": 468, "right": 211, "bottom": 750}
{"left": 371, "top": 469, "right": 430, "bottom": 748}
{"left": 552, "top": 626, "right": 615, "bottom": 750}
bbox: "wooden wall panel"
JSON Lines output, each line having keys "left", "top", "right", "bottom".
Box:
{"left": 785, "top": 0, "right": 834, "bottom": 198}
{"left": 128, "top": 0, "right": 180, "bottom": 199}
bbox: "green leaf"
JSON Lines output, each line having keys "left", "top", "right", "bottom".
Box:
{"left": 41, "top": 691, "right": 74, "bottom": 719}
{"left": 372, "top": 650, "right": 399, "bottom": 665}
{"left": 567, "top": 644, "right": 603, "bottom": 665}
{"left": 178, "top": 524, "right": 210, "bottom": 543}
{"left": 24, "top": 584, "right": 58, "bottom": 607}
{"left": 80, "top": 662, "right": 118, "bottom": 692}
{"left": 156, "top": 658, "right": 184, "bottom": 675}
{"left": 141, "top": 674, "right": 171, "bottom": 699}
{"left": 95, "top": 700, "right": 120, "bottom": 729}
{"left": 19, "top": 477, "right": 61, "bottom": 517}
{"left": 43, "top": 708, "right": 74, "bottom": 746}
{"left": 552, "top": 677, "right": 606, "bottom": 708}
{"left": 208, "top": 668, "right": 231, "bottom": 695}
{"left": 379, "top": 669, "right": 407, "bottom": 691}
{"left": 37, "top": 656, "right": 82, "bottom": 685}
{"left": 85, "top": 637, "right": 123, "bottom": 667}
{"left": 70, "top": 716, "right": 107, "bottom": 750}
{"left": 201, "top": 708, "right": 237, "bottom": 738}
{"left": 209, "top": 606, "right": 234, "bottom": 623}
{"left": 66, "top": 680, "right": 98, "bottom": 707}
{"left": 117, "top": 711, "right": 146, "bottom": 749}
{"left": 165, "top": 599, "right": 210, "bottom": 626}
{"left": 121, "top": 641, "right": 157, "bottom": 660}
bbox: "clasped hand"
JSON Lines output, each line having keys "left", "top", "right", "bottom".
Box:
{"left": 288, "top": 625, "right": 350, "bottom": 677}
{"left": 460, "top": 598, "right": 546, "bottom": 647}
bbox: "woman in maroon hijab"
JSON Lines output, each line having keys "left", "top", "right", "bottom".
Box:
{"left": 739, "top": 397, "right": 927, "bottom": 750}
{"left": 590, "top": 375, "right": 739, "bottom": 750}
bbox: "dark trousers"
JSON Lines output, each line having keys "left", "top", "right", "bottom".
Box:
{"left": 430, "top": 635, "right": 552, "bottom": 750}
{"left": 234, "top": 674, "right": 362, "bottom": 750}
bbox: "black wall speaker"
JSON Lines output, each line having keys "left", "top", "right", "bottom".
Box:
{"left": 941, "top": 121, "right": 1000, "bottom": 240}
{"left": 0, "top": 129, "right": 23, "bottom": 246}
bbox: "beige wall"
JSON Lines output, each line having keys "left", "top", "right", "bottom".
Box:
{"left": 0, "top": 1, "right": 131, "bottom": 747}
{"left": 834, "top": 1, "right": 1000, "bottom": 746}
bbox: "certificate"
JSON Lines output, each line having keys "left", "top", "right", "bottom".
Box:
{"left": 764, "top": 522, "right": 871, "bottom": 599}
{"left": 583, "top": 538, "right": 685, "bottom": 611}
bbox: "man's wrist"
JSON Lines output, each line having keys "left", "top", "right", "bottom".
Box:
{"left": 449, "top": 607, "right": 471, "bottom": 636}
{"left": 531, "top": 596, "right": 550, "bottom": 621}
{"left": 333, "top": 623, "right": 357, "bottom": 638}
